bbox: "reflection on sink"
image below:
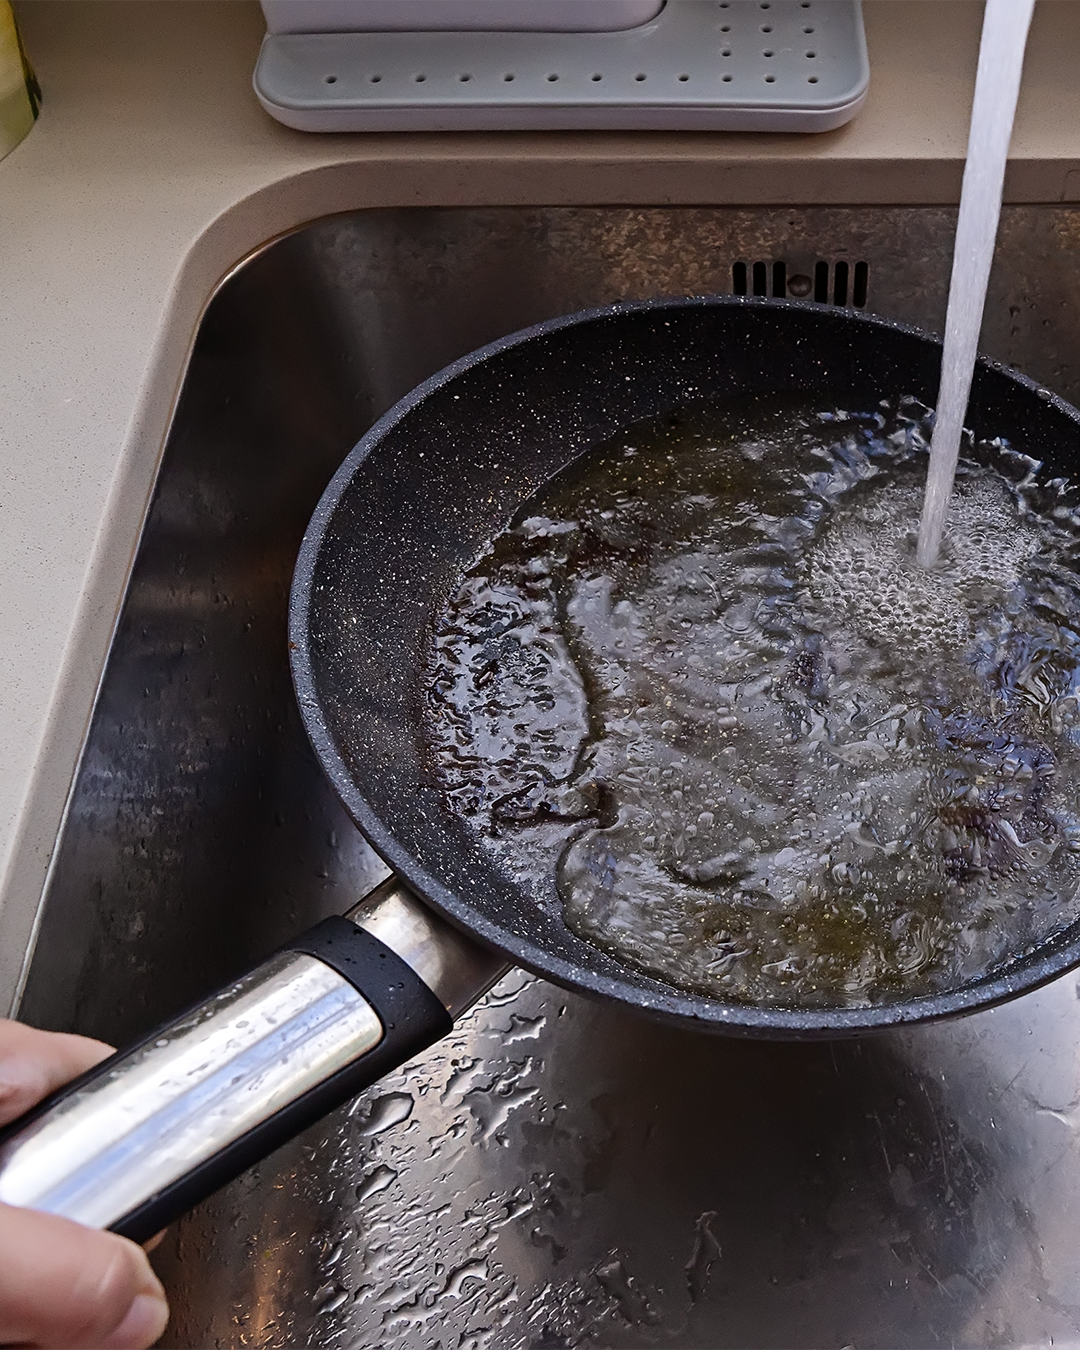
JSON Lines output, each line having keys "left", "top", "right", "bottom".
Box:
{"left": 19, "top": 207, "right": 1080, "bottom": 1347}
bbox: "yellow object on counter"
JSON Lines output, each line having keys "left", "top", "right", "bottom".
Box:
{"left": 0, "top": 1, "right": 38, "bottom": 161}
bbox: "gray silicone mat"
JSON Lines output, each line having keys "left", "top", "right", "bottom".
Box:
{"left": 254, "top": 0, "right": 869, "bottom": 133}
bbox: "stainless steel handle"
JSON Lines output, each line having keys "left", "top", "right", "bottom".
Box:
{"left": 349, "top": 878, "right": 509, "bottom": 1018}
{"left": 0, "top": 952, "right": 381, "bottom": 1227}
{"left": 0, "top": 881, "right": 508, "bottom": 1239}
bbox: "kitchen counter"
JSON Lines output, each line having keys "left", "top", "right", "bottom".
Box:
{"left": 3, "top": 0, "right": 1080, "bottom": 1011}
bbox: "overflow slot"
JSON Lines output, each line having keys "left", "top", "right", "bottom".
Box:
{"left": 833, "top": 259, "right": 849, "bottom": 306}
{"left": 731, "top": 260, "right": 870, "bottom": 308}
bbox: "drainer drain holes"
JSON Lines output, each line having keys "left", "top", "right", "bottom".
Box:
{"left": 732, "top": 260, "right": 870, "bottom": 308}
{"left": 312, "top": 59, "right": 851, "bottom": 96}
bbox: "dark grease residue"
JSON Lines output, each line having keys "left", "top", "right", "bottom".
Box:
{"left": 423, "top": 396, "right": 1080, "bottom": 1008}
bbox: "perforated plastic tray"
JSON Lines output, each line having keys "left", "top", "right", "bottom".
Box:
{"left": 254, "top": 0, "right": 869, "bottom": 133}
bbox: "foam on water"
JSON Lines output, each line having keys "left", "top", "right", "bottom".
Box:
{"left": 813, "top": 478, "right": 1041, "bottom": 656}
{"left": 423, "top": 397, "right": 1080, "bottom": 1009}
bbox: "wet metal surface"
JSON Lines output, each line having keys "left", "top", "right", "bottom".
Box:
{"left": 18, "top": 207, "right": 1080, "bottom": 1346}
{"left": 161, "top": 968, "right": 1080, "bottom": 1348}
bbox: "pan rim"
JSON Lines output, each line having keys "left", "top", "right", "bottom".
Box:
{"left": 290, "top": 293, "right": 1080, "bottom": 1038}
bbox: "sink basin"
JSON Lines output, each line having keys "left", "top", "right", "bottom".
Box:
{"left": 18, "top": 206, "right": 1080, "bottom": 1347}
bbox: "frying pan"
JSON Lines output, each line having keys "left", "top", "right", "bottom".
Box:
{"left": 2, "top": 295, "right": 1080, "bottom": 1244}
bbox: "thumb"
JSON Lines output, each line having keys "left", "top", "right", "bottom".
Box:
{"left": 0, "top": 1202, "right": 169, "bottom": 1348}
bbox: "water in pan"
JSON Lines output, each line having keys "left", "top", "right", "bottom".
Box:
{"left": 422, "top": 396, "right": 1080, "bottom": 1009}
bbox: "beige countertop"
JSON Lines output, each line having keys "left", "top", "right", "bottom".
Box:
{"left": 2, "top": 0, "right": 1080, "bottom": 1012}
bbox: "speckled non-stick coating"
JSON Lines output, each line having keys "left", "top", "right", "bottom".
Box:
{"left": 290, "top": 296, "right": 1080, "bottom": 1037}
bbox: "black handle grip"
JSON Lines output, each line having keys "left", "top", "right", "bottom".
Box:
{"left": 0, "top": 917, "right": 453, "bottom": 1244}
{"left": 114, "top": 918, "right": 452, "bottom": 1242}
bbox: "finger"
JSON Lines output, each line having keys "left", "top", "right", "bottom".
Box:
{"left": 0, "top": 1203, "right": 168, "bottom": 1349}
{"left": 0, "top": 1019, "right": 113, "bottom": 1126}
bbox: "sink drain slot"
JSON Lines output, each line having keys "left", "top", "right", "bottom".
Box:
{"left": 732, "top": 257, "right": 869, "bottom": 307}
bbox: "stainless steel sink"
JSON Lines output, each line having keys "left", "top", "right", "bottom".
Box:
{"left": 18, "top": 206, "right": 1080, "bottom": 1347}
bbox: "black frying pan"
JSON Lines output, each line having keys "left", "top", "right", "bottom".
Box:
{"left": 2, "top": 297, "right": 1080, "bottom": 1243}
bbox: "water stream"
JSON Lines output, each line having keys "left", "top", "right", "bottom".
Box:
{"left": 916, "top": 0, "right": 1036, "bottom": 567}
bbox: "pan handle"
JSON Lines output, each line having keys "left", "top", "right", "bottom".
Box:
{"left": 0, "top": 880, "right": 508, "bottom": 1243}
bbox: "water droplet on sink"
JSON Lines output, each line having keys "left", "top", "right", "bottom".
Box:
{"left": 685, "top": 1209, "right": 722, "bottom": 1301}
{"left": 463, "top": 1072, "right": 540, "bottom": 1143}
{"left": 357, "top": 1092, "right": 414, "bottom": 1136}
{"left": 501, "top": 1011, "right": 547, "bottom": 1041}
{"left": 355, "top": 1164, "right": 399, "bottom": 1203}
{"left": 322, "top": 1238, "right": 347, "bottom": 1270}
{"left": 483, "top": 973, "right": 536, "bottom": 1007}
{"left": 595, "top": 1256, "right": 659, "bottom": 1325}
{"left": 440, "top": 1056, "right": 481, "bottom": 1102}
{"left": 315, "top": 1283, "right": 349, "bottom": 1314}
{"left": 440, "top": 1258, "right": 488, "bottom": 1298}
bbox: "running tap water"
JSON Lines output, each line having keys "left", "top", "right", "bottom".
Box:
{"left": 916, "top": 0, "right": 1036, "bottom": 569}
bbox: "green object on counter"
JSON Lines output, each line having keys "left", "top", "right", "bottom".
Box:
{"left": 0, "top": 1, "right": 39, "bottom": 161}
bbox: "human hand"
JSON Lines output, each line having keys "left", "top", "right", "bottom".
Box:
{"left": 0, "top": 1019, "right": 169, "bottom": 1348}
